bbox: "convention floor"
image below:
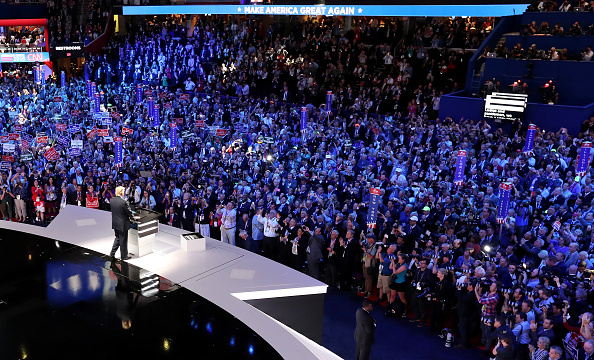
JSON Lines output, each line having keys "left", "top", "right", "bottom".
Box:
{"left": 0, "top": 229, "right": 282, "bottom": 360}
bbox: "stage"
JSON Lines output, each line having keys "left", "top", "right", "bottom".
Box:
{"left": 0, "top": 206, "right": 340, "bottom": 360}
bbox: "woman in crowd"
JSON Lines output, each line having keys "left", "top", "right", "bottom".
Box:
{"left": 31, "top": 179, "right": 45, "bottom": 224}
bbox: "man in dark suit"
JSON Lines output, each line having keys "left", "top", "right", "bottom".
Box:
{"left": 110, "top": 186, "right": 133, "bottom": 260}
{"left": 355, "top": 299, "right": 376, "bottom": 360}
{"left": 306, "top": 227, "right": 325, "bottom": 280}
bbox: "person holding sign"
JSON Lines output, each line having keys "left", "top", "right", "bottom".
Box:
{"left": 86, "top": 185, "right": 99, "bottom": 209}
{"left": 31, "top": 179, "right": 45, "bottom": 225}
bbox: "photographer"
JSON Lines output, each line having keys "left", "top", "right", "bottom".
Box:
{"left": 455, "top": 279, "right": 478, "bottom": 349}
{"left": 429, "top": 268, "right": 455, "bottom": 334}
{"left": 475, "top": 280, "right": 500, "bottom": 346}
{"left": 362, "top": 234, "right": 379, "bottom": 298}
{"left": 376, "top": 244, "right": 396, "bottom": 304}
{"left": 410, "top": 258, "right": 434, "bottom": 327}
{"left": 388, "top": 253, "right": 408, "bottom": 317}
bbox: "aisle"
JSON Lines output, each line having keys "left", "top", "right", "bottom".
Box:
{"left": 321, "top": 287, "right": 482, "bottom": 360}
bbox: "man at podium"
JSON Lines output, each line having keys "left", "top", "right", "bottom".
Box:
{"left": 110, "top": 186, "right": 133, "bottom": 260}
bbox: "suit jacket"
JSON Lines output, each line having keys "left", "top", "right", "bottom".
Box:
{"left": 307, "top": 234, "right": 324, "bottom": 260}
{"left": 164, "top": 211, "right": 181, "bottom": 228}
{"left": 111, "top": 196, "right": 132, "bottom": 232}
{"left": 354, "top": 307, "right": 375, "bottom": 345}
{"left": 69, "top": 190, "right": 86, "bottom": 206}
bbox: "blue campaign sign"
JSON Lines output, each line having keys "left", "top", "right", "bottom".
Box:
{"left": 123, "top": 4, "right": 529, "bottom": 17}
{"left": 234, "top": 123, "right": 249, "bottom": 133}
{"left": 69, "top": 124, "right": 81, "bottom": 133}
{"left": 0, "top": 161, "right": 10, "bottom": 171}
{"left": 21, "top": 133, "right": 34, "bottom": 143}
{"left": 68, "top": 148, "right": 82, "bottom": 157}
{"left": 57, "top": 135, "right": 70, "bottom": 147}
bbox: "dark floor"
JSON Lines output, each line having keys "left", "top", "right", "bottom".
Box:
{"left": 0, "top": 229, "right": 281, "bottom": 360}
{"left": 322, "top": 286, "right": 483, "bottom": 360}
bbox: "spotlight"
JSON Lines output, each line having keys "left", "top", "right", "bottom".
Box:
{"left": 206, "top": 322, "right": 213, "bottom": 333}
{"left": 230, "top": 337, "right": 236, "bottom": 346}
{"left": 484, "top": 245, "right": 491, "bottom": 253}
{"left": 266, "top": 155, "right": 272, "bottom": 162}
{"left": 248, "top": 345, "right": 254, "bottom": 355}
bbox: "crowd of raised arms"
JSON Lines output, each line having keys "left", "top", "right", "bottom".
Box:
{"left": 2, "top": 12, "right": 594, "bottom": 360}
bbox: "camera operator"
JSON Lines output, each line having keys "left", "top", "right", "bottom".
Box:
{"left": 454, "top": 278, "right": 478, "bottom": 349}
{"left": 484, "top": 315, "right": 515, "bottom": 356}
{"left": 429, "top": 268, "right": 455, "bottom": 334}
{"left": 410, "top": 258, "right": 434, "bottom": 327}
{"left": 475, "top": 280, "right": 500, "bottom": 346}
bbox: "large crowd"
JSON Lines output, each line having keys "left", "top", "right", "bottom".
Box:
{"left": 2, "top": 12, "right": 594, "bottom": 360}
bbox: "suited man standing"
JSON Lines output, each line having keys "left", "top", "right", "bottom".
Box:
{"left": 355, "top": 299, "right": 376, "bottom": 360}
{"left": 306, "top": 227, "right": 325, "bottom": 280}
{"left": 110, "top": 186, "right": 133, "bottom": 260}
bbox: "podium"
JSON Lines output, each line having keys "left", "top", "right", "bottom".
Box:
{"left": 128, "top": 208, "right": 161, "bottom": 258}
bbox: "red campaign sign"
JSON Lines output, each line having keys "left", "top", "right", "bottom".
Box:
{"left": 111, "top": 112, "right": 120, "bottom": 119}
{"left": 53, "top": 96, "right": 62, "bottom": 102}
{"left": 37, "top": 136, "right": 48, "bottom": 144}
{"left": 0, "top": 136, "right": 9, "bottom": 143}
{"left": 98, "top": 129, "right": 109, "bottom": 137}
{"left": 2, "top": 156, "right": 13, "bottom": 162}
{"left": 170, "top": 123, "right": 177, "bottom": 129}
{"left": 159, "top": 92, "right": 168, "bottom": 99}
{"left": 114, "top": 137, "right": 122, "bottom": 142}
{"left": 501, "top": 183, "right": 513, "bottom": 191}
{"left": 370, "top": 187, "right": 381, "bottom": 196}
{"left": 8, "top": 133, "right": 19, "bottom": 141}
{"left": 173, "top": 118, "right": 183, "bottom": 124}
{"left": 179, "top": 93, "right": 189, "bottom": 100}
{"left": 14, "top": 124, "right": 22, "bottom": 132}
{"left": 87, "top": 127, "right": 97, "bottom": 139}
{"left": 457, "top": 150, "right": 467, "bottom": 157}
{"left": 121, "top": 127, "right": 133, "bottom": 135}
{"left": 56, "top": 124, "right": 67, "bottom": 131}
{"left": 21, "top": 140, "right": 30, "bottom": 149}
{"left": 71, "top": 110, "right": 80, "bottom": 117}
{"left": 144, "top": 90, "right": 153, "bottom": 96}
{"left": 44, "top": 148, "right": 59, "bottom": 161}
{"left": 195, "top": 120, "right": 205, "bottom": 128}
{"left": 216, "top": 129, "right": 228, "bottom": 137}
{"left": 164, "top": 102, "right": 172, "bottom": 109}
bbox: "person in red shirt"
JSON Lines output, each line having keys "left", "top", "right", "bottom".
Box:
{"left": 86, "top": 185, "right": 99, "bottom": 209}
{"left": 31, "top": 179, "right": 45, "bottom": 224}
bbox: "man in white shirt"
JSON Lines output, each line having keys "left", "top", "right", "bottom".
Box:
{"left": 258, "top": 209, "right": 279, "bottom": 259}
{"left": 184, "top": 78, "right": 195, "bottom": 92}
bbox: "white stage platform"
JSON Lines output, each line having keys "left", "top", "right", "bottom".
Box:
{"left": 0, "top": 206, "right": 340, "bottom": 360}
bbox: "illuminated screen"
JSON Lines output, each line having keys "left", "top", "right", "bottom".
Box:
{"left": 123, "top": 4, "right": 530, "bottom": 17}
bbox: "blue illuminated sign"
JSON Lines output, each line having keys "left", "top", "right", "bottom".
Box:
{"left": 123, "top": 4, "right": 529, "bottom": 17}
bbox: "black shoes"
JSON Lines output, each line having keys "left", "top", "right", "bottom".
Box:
{"left": 122, "top": 255, "right": 132, "bottom": 260}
